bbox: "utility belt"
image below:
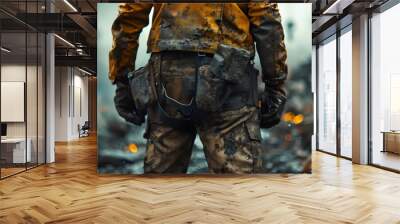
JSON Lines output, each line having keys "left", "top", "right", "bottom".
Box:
{"left": 128, "top": 44, "right": 259, "bottom": 127}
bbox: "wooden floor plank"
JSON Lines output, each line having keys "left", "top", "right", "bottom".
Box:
{"left": 0, "top": 135, "right": 400, "bottom": 224}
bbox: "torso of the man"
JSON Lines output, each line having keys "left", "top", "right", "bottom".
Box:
{"left": 147, "top": 3, "right": 255, "bottom": 55}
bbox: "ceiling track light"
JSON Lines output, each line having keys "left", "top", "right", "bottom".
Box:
{"left": 63, "top": 0, "right": 78, "bottom": 12}
{"left": 323, "top": 0, "right": 342, "bottom": 15}
{"left": 78, "top": 67, "right": 93, "bottom": 76}
{"left": 1, "top": 47, "right": 11, "bottom": 53}
{"left": 322, "top": 0, "right": 355, "bottom": 15}
{"left": 54, "top": 34, "right": 75, "bottom": 48}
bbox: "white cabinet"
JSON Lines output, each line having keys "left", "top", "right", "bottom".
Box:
{"left": 1, "top": 138, "right": 32, "bottom": 163}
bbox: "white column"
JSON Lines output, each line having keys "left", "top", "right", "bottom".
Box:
{"left": 312, "top": 45, "right": 317, "bottom": 151}
{"left": 352, "top": 14, "right": 369, "bottom": 164}
{"left": 46, "top": 33, "right": 55, "bottom": 163}
{"left": 46, "top": 0, "right": 56, "bottom": 163}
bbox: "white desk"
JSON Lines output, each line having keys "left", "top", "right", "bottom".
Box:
{"left": 1, "top": 138, "right": 31, "bottom": 163}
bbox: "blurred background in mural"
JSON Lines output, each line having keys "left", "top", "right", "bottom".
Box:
{"left": 97, "top": 4, "right": 312, "bottom": 174}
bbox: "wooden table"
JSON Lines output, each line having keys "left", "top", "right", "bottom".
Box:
{"left": 382, "top": 131, "right": 400, "bottom": 154}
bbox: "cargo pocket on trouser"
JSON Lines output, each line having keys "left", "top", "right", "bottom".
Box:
{"left": 200, "top": 125, "right": 255, "bottom": 174}
{"left": 143, "top": 122, "right": 196, "bottom": 174}
{"left": 198, "top": 107, "right": 262, "bottom": 174}
{"left": 244, "top": 112, "right": 263, "bottom": 173}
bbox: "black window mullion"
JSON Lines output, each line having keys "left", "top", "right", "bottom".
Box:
{"left": 336, "top": 29, "right": 341, "bottom": 157}
{"left": 36, "top": 0, "right": 39, "bottom": 167}
{"left": 367, "top": 11, "right": 373, "bottom": 165}
{"left": 44, "top": 0, "right": 48, "bottom": 165}
{"left": 316, "top": 45, "right": 320, "bottom": 151}
{"left": 25, "top": 0, "right": 28, "bottom": 171}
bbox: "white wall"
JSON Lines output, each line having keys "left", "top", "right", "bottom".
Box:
{"left": 1, "top": 65, "right": 40, "bottom": 138}
{"left": 55, "top": 66, "right": 69, "bottom": 141}
{"left": 54, "top": 67, "right": 89, "bottom": 141}
{"left": 1, "top": 65, "right": 26, "bottom": 140}
{"left": 71, "top": 73, "right": 89, "bottom": 138}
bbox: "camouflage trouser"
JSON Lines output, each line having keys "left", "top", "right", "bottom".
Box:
{"left": 143, "top": 52, "right": 262, "bottom": 174}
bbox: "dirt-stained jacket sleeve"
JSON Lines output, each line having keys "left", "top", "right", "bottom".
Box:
{"left": 248, "top": 2, "right": 288, "bottom": 89}
{"left": 109, "top": 3, "right": 152, "bottom": 82}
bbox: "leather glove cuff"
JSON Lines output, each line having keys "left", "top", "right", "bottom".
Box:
{"left": 259, "top": 88, "right": 287, "bottom": 129}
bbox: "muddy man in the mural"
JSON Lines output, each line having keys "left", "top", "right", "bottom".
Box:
{"left": 109, "top": 3, "right": 288, "bottom": 174}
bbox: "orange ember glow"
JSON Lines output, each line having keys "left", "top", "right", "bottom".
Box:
{"left": 128, "top": 144, "right": 138, "bottom": 153}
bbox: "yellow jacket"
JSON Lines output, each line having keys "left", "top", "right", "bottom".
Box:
{"left": 109, "top": 2, "right": 287, "bottom": 85}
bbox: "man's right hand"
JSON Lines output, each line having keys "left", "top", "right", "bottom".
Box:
{"left": 114, "top": 73, "right": 145, "bottom": 126}
{"left": 259, "top": 88, "right": 287, "bottom": 129}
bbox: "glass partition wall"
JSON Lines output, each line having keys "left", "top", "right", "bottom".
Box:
{"left": 370, "top": 3, "right": 400, "bottom": 172}
{"left": 316, "top": 26, "right": 353, "bottom": 159}
{"left": 339, "top": 27, "right": 352, "bottom": 159}
{"left": 317, "top": 35, "right": 337, "bottom": 155}
{"left": 0, "top": 1, "right": 46, "bottom": 179}
{"left": 316, "top": 1, "right": 400, "bottom": 172}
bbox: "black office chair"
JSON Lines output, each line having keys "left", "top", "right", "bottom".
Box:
{"left": 78, "top": 121, "right": 90, "bottom": 138}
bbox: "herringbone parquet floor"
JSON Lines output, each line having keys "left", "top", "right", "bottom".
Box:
{"left": 1, "top": 135, "right": 400, "bottom": 224}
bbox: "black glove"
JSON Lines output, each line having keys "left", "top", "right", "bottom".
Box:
{"left": 114, "top": 73, "right": 145, "bottom": 125}
{"left": 259, "top": 87, "right": 287, "bottom": 128}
